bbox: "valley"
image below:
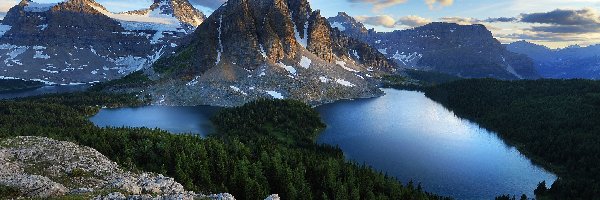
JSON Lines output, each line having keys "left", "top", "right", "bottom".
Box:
{"left": 89, "top": 89, "right": 557, "bottom": 199}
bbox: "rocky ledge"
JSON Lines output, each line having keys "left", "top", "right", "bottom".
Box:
{"left": 0, "top": 136, "right": 279, "bottom": 200}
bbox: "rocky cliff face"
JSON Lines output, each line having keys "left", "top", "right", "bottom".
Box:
{"left": 0, "top": 0, "right": 204, "bottom": 85}
{"left": 140, "top": 0, "right": 397, "bottom": 107}
{"left": 0, "top": 136, "right": 278, "bottom": 200}
{"left": 329, "top": 13, "right": 539, "bottom": 80}
{"left": 507, "top": 41, "right": 600, "bottom": 79}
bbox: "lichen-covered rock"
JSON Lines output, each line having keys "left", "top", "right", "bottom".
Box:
{"left": 0, "top": 136, "right": 192, "bottom": 198}
{"left": 264, "top": 194, "right": 281, "bottom": 200}
{"left": 207, "top": 193, "right": 236, "bottom": 200}
{"left": 0, "top": 136, "right": 277, "bottom": 199}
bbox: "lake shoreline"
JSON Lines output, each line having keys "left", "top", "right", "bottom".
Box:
{"left": 89, "top": 88, "right": 557, "bottom": 199}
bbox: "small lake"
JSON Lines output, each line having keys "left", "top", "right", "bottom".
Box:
{"left": 0, "top": 85, "right": 89, "bottom": 99}
{"left": 91, "top": 106, "right": 221, "bottom": 136}
{"left": 89, "top": 88, "right": 556, "bottom": 199}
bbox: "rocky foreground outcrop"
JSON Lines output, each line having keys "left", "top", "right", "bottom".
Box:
{"left": 0, "top": 136, "right": 279, "bottom": 199}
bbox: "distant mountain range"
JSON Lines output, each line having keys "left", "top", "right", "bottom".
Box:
{"left": 137, "top": 0, "right": 397, "bottom": 106}
{"left": 6, "top": 0, "right": 600, "bottom": 105}
{"left": 0, "top": 0, "right": 204, "bottom": 85}
{"left": 328, "top": 12, "right": 540, "bottom": 80}
{"left": 506, "top": 41, "right": 600, "bottom": 79}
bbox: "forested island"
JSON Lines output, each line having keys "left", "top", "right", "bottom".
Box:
{"left": 0, "top": 79, "right": 44, "bottom": 93}
{"left": 425, "top": 79, "right": 600, "bottom": 199}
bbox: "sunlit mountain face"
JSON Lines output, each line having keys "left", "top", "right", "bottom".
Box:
{"left": 3, "top": 0, "right": 599, "bottom": 48}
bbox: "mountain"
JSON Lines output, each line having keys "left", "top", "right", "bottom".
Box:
{"left": 328, "top": 12, "right": 539, "bottom": 80}
{"left": 0, "top": 0, "right": 204, "bottom": 85}
{"left": 136, "top": 0, "right": 397, "bottom": 107}
{"left": 507, "top": 41, "right": 600, "bottom": 79}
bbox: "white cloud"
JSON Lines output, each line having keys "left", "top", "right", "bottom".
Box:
{"left": 396, "top": 15, "right": 432, "bottom": 27}
{"left": 424, "top": 0, "right": 454, "bottom": 10}
{"left": 355, "top": 15, "right": 398, "bottom": 28}
{"left": 0, "top": 0, "right": 17, "bottom": 13}
{"left": 348, "top": 0, "right": 408, "bottom": 12}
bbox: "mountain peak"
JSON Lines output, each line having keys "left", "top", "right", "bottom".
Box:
{"left": 51, "top": 0, "right": 108, "bottom": 14}
{"left": 0, "top": 0, "right": 199, "bottom": 84}
{"left": 328, "top": 12, "right": 369, "bottom": 38}
{"left": 124, "top": 0, "right": 205, "bottom": 27}
{"left": 329, "top": 14, "right": 538, "bottom": 79}
{"left": 146, "top": 0, "right": 395, "bottom": 106}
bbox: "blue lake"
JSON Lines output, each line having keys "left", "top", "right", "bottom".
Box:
{"left": 91, "top": 106, "right": 221, "bottom": 136}
{"left": 89, "top": 88, "right": 557, "bottom": 199}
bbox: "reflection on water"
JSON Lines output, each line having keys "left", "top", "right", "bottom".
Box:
{"left": 316, "top": 89, "right": 557, "bottom": 200}
{"left": 90, "top": 106, "right": 221, "bottom": 137}
{"left": 88, "top": 89, "right": 556, "bottom": 199}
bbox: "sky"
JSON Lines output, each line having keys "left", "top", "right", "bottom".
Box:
{"left": 2, "top": 0, "right": 600, "bottom": 48}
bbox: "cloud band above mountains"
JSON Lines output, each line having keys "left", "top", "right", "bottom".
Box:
{"left": 354, "top": 15, "right": 431, "bottom": 28}
{"left": 347, "top": 0, "right": 452, "bottom": 11}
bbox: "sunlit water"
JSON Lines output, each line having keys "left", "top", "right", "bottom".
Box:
{"left": 90, "top": 106, "right": 220, "bottom": 136}
{"left": 89, "top": 88, "right": 557, "bottom": 199}
{"left": 316, "top": 89, "right": 556, "bottom": 199}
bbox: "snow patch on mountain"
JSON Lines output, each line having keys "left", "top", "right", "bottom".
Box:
{"left": 34, "top": 50, "right": 50, "bottom": 59}
{"left": 330, "top": 22, "right": 346, "bottom": 31}
{"left": 266, "top": 91, "right": 284, "bottom": 99}
{"left": 230, "top": 86, "right": 247, "bottom": 95}
{"left": 23, "top": 2, "right": 59, "bottom": 12}
{"left": 336, "top": 61, "right": 359, "bottom": 72}
{"left": 277, "top": 62, "right": 297, "bottom": 75}
{"left": 89, "top": 3, "right": 180, "bottom": 28}
{"left": 299, "top": 56, "right": 311, "bottom": 69}
{"left": 336, "top": 79, "right": 355, "bottom": 87}
{"left": 215, "top": 14, "right": 223, "bottom": 65}
{"left": 292, "top": 12, "right": 309, "bottom": 48}
{"left": 0, "top": 25, "right": 11, "bottom": 38}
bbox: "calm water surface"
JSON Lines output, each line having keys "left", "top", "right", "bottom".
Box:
{"left": 316, "top": 89, "right": 556, "bottom": 199}
{"left": 91, "top": 106, "right": 221, "bottom": 136}
{"left": 89, "top": 89, "right": 557, "bottom": 199}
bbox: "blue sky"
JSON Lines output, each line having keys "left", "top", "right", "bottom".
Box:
{"left": 2, "top": 0, "right": 600, "bottom": 48}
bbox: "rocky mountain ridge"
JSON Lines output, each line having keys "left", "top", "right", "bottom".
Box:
{"left": 130, "top": 0, "right": 399, "bottom": 107}
{"left": 0, "top": 0, "right": 204, "bottom": 85}
{"left": 507, "top": 40, "right": 600, "bottom": 79}
{"left": 328, "top": 12, "right": 539, "bottom": 80}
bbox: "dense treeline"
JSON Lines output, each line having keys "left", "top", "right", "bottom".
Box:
{"left": 0, "top": 92, "right": 449, "bottom": 200}
{"left": 212, "top": 100, "right": 326, "bottom": 146}
{"left": 0, "top": 79, "right": 43, "bottom": 93}
{"left": 383, "top": 70, "right": 462, "bottom": 90}
{"left": 88, "top": 71, "right": 156, "bottom": 92}
{"left": 425, "top": 79, "right": 600, "bottom": 199}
